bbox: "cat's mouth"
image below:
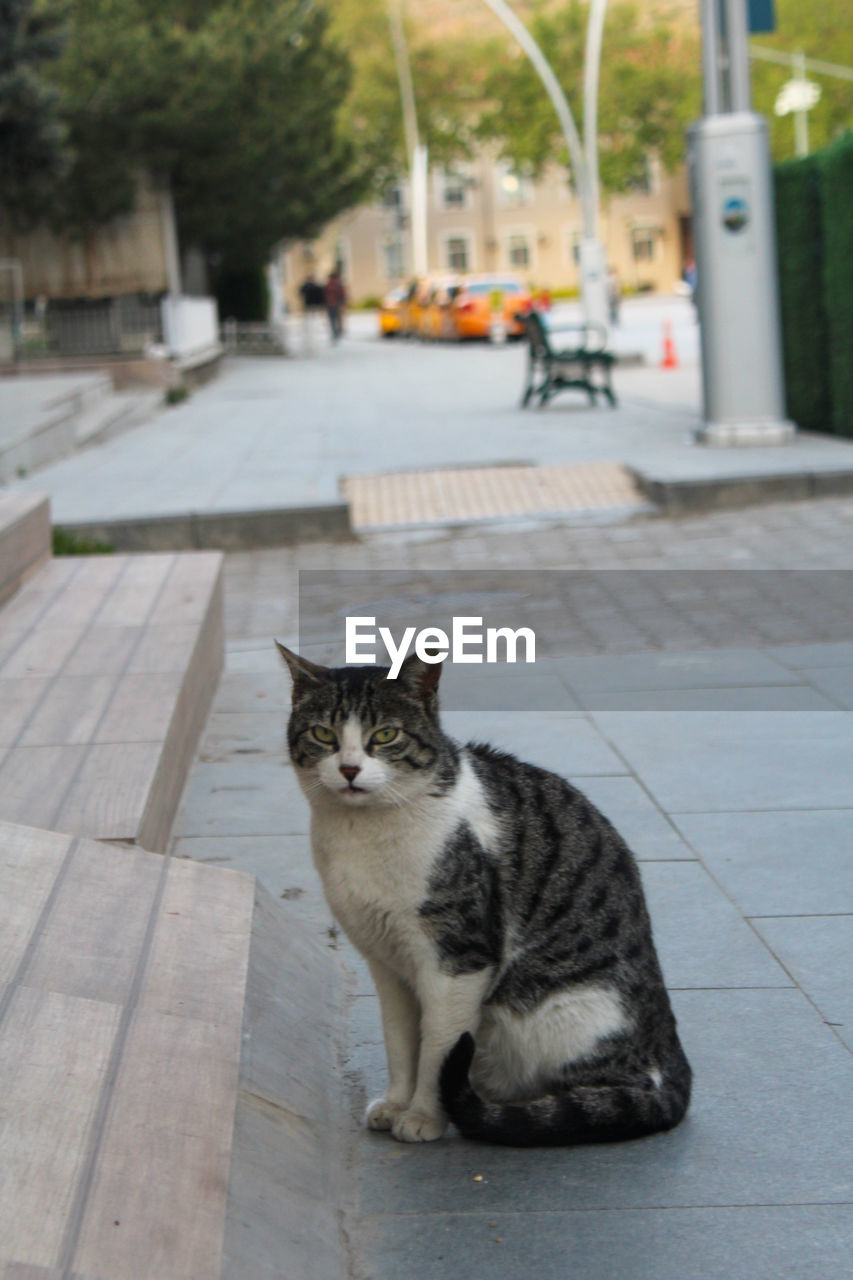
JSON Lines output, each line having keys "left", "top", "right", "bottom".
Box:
{"left": 340, "top": 782, "right": 368, "bottom": 797}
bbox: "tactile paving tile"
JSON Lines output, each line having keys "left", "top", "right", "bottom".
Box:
{"left": 342, "top": 461, "right": 644, "bottom": 529}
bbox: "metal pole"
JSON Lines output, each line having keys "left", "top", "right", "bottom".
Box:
{"left": 479, "top": 0, "right": 585, "bottom": 199}
{"left": 479, "top": 0, "right": 608, "bottom": 331}
{"left": 699, "top": 0, "right": 723, "bottom": 114}
{"left": 159, "top": 189, "right": 182, "bottom": 298}
{"left": 583, "top": 0, "right": 606, "bottom": 242}
{"left": 723, "top": 0, "right": 751, "bottom": 111}
{"left": 388, "top": 0, "right": 428, "bottom": 276}
{"left": 793, "top": 50, "right": 809, "bottom": 157}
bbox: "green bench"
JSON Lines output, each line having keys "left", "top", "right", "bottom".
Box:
{"left": 518, "top": 311, "right": 617, "bottom": 408}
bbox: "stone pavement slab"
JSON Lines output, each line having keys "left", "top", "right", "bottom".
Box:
{"left": 8, "top": 297, "right": 853, "bottom": 545}
{"left": 752, "top": 916, "right": 853, "bottom": 1050}
{"left": 673, "top": 810, "right": 853, "bottom": 917}
{"left": 358, "top": 1204, "right": 853, "bottom": 1280}
{"left": 163, "top": 503, "right": 853, "bottom": 1278}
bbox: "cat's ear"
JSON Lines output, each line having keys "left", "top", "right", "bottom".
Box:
{"left": 394, "top": 652, "right": 444, "bottom": 700}
{"left": 275, "top": 641, "right": 328, "bottom": 689}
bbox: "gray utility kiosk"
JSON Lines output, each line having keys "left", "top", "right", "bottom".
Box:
{"left": 690, "top": 0, "right": 795, "bottom": 445}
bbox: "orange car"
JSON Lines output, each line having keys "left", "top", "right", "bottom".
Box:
{"left": 421, "top": 277, "right": 461, "bottom": 340}
{"left": 378, "top": 285, "right": 408, "bottom": 337}
{"left": 448, "top": 274, "right": 532, "bottom": 340}
{"left": 408, "top": 274, "right": 459, "bottom": 340}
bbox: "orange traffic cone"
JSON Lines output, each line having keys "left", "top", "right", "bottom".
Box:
{"left": 661, "top": 319, "right": 679, "bottom": 370}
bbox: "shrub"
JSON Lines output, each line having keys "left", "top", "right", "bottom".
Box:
{"left": 774, "top": 153, "right": 830, "bottom": 431}
{"left": 818, "top": 132, "right": 853, "bottom": 437}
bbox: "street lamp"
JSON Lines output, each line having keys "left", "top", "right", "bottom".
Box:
{"left": 479, "top": 0, "right": 610, "bottom": 333}
{"left": 388, "top": 0, "right": 428, "bottom": 277}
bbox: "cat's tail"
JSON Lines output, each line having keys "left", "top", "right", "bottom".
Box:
{"left": 440, "top": 1033, "right": 691, "bottom": 1147}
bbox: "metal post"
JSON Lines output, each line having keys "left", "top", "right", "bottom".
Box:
{"left": 793, "top": 50, "right": 809, "bottom": 157}
{"left": 479, "top": 0, "right": 609, "bottom": 333}
{"left": 699, "top": 0, "right": 723, "bottom": 114}
{"left": 388, "top": 0, "right": 428, "bottom": 276}
{"left": 159, "top": 189, "right": 182, "bottom": 299}
{"left": 723, "top": 0, "right": 752, "bottom": 110}
{"left": 0, "top": 259, "right": 25, "bottom": 360}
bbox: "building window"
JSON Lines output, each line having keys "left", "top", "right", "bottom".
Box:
{"left": 442, "top": 171, "right": 469, "bottom": 209}
{"left": 382, "top": 184, "right": 404, "bottom": 210}
{"left": 631, "top": 228, "right": 657, "bottom": 262}
{"left": 445, "top": 236, "right": 471, "bottom": 272}
{"left": 382, "top": 236, "right": 406, "bottom": 280}
{"left": 497, "top": 162, "right": 532, "bottom": 206}
{"left": 507, "top": 233, "right": 531, "bottom": 269}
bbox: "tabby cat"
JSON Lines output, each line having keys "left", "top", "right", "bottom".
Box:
{"left": 277, "top": 643, "right": 691, "bottom": 1146}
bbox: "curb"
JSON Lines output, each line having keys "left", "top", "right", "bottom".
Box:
{"left": 630, "top": 466, "right": 853, "bottom": 513}
{"left": 56, "top": 502, "right": 354, "bottom": 551}
{"left": 222, "top": 885, "right": 351, "bottom": 1280}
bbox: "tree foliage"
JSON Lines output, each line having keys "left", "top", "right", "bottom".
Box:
{"left": 45, "top": 0, "right": 372, "bottom": 268}
{"left": 475, "top": 1, "right": 701, "bottom": 193}
{"left": 328, "top": 0, "right": 498, "bottom": 190}
{"left": 0, "top": 0, "right": 68, "bottom": 228}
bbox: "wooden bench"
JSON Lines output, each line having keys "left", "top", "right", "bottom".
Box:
{"left": 0, "top": 492, "right": 223, "bottom": 852}
{"left": 518, "top": 310, "right": 617, "bottom": 408}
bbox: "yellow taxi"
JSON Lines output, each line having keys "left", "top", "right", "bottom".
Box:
{"left": 404, "top": 274, "right": 456, "bottom": 339}
{"left": 448, "top": 273, "right": 533, "bottom": 340}
{"left": 377, "top": 285, "right": 409, "bottom": 337}
{"left": 420, "top": 276, "right": 461, "bottom": 340}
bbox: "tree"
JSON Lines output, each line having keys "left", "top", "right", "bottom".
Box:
{"left": 0, "top": 0, "right": 68, "bottom": 228}
{"left": 475, "top": 1, "right": 701, "bottom": 194}
{"left": 45, "top": 0, "right": 373, "bottom": 271}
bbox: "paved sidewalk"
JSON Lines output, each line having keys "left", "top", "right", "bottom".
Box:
{"left": 7, "top": 297, "right": 853, "bottom": 540}
{"left": 171, "top": 497, "right": 853, "bottom": 1279}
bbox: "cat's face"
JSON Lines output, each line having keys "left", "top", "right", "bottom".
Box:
{"left": 277, "top": 644, "right": 445, "bottom": 808}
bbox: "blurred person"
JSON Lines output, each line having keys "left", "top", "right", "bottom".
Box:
{"left": 683, "top": 258, "right": 698, "bottom": 315}
{"left": 607, "top": 267, "right": 621, "bottom": 326}
{"left": 324, "top": 267, "right": 348, "bottom": 342}
{"left": 299, "top": 271, "right": 326, "bottom": 355}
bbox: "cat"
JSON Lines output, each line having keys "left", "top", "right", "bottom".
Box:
{"left": 277, "top": 642, "right": 691, "bottom": 1146}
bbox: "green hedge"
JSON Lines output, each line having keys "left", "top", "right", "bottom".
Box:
{"left": 775, "top": 131, "right": 853, "bottom": 437}
{"left": 818, "top": 133, "right": 853, "bottom": 438}
{"left": 774, "top": 155, "right": 829, "bottom": 431}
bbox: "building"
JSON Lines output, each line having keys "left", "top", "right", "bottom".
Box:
{"left": 280, "top": 149, "right": 691, "bottom": 309}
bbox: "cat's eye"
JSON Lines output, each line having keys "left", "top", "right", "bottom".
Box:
{"left": 311, "top": 724, "right": 337, "bottom": 745}
{"left": 372, "top": 726, "right": 399, "bottom": 745}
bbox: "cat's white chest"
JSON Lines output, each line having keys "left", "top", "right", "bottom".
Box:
{"left": 310, "top": 807, "right": 437, "bottom": 975}
{"left": 308, "top": 756, "right": 495, "bottom": 980}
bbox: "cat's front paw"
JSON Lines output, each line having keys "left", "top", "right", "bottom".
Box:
{"left": 391, "top": 1108, "right": 447, "bottom": 1143}
{"left": 366, "top": 1096, "right": 408, "bottom": 1131}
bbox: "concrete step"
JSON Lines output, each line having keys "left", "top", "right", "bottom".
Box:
{"left": 0, "top": 820, "right": 254, "bottom": 1279}
{"left": 0, "top": 820, "right": 348, "bottom": 1279}
{"left": 0, "top": 493, "right": 51, "bottom": 609}
{"left": 0, "top": 375, "right": 159, "bottom": 481}
{"left": 0, "top": 547, "right": 223, "bottom": 852}
{"left": 73, "top": 389, "right": 161, "bottom": 449}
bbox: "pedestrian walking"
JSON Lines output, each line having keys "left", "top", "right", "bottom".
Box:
{"left": 324, "top": 268, "right": 347, "bottom": 342}
{"left": 299, "top": 271, "right": 326, "bottom": 355}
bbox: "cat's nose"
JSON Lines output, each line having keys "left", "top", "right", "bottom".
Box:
{"left": 339, "top": 764, "right": 361, "bottom": 782}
